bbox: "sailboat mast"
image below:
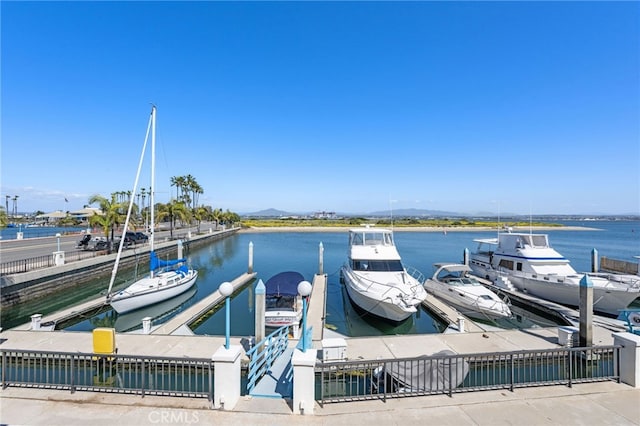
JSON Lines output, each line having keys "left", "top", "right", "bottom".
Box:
{"left": 150, "top": 105, "right": 156, "bottom": 278}
{"left": 105, "top": 106, "right": 153, "bottom": 298}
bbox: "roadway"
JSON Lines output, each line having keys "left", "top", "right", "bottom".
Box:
{"left": 0, "top": 224, "right": 211, "bottom": 262}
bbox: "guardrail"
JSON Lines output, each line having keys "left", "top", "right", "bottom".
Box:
{"left": 0, "top": 251, "right": 102, "bottom": 276}
{"left": 318, "top": 345, "right": 620, "bottom": 404}
{"left": 245, "top": 325, "right": 290, "bottom": 395}
{"left": 1, "top": 349, "right": 214, "bottom": 399}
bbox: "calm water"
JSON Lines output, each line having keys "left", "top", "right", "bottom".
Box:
{"left": 1, "top": 225, "right": 86, "bottom": 240}
{"left": 4, "top": 220, "right": 639, "bottom": 336}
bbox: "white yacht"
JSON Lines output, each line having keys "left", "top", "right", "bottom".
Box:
{"left": 424, "top": 263, "right": 512, "bottom": 321}
{"left": 340, "top": 225, "right": 427, "bottom": 322}
{"left": 468, "top": 231, "right": 640, "bottom": 316}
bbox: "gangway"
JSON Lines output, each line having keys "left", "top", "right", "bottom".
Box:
{"left": 246, "top": 325, "right": 293, "bottom": 398}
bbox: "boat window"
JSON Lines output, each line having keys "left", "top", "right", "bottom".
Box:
{"left": 498, "top": 259, "right": 514, "bottom": 270}
{"left": 354, "top": 260, "right": 404, "bottom": 272}
{"left": 364, "top": 232, "right": 383, "bottom": 245}
{"left": 531, "top": 235, "right": 548, "bottom": 247}
{"left": 384, "top": 233, "right": 393, "bottom": 245}
{"left": 351, "top": 233, "right": 364, "bottom": 245}
{"left": 516, "top": 262, "right": 523, "bottom": 271}
{"left": 265, "top": 295, "right": 295, "bottom": 311}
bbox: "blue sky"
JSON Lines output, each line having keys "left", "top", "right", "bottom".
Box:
{"left": 2, "top": 1, "right": 639, "bottom": 216}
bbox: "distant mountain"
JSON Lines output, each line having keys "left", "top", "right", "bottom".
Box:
{"left": 368, "top": 208, "right": 461, "bottom": 217}
{"left": 243, "top": 208, "right": 298, "bottom": 217}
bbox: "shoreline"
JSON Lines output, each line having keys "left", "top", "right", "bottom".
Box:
{"left": 238, "top": 225, "right": 601, "bottom": 233}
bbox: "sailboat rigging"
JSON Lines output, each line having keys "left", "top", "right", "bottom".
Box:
{"left": 106, "top": 105, "right": 198, "bottom": 314}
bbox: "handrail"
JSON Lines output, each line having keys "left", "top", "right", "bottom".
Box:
{"left": 245, "top": 325, "right": 290, "bottom": 394}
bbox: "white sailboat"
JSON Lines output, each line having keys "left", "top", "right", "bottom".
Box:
{"left": 106, "top": 106, "right": 198, "bottom": 314}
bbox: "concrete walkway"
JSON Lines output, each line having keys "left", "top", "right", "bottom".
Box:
{"left": 1, "top": 381, "right": 638, "bottom": 425}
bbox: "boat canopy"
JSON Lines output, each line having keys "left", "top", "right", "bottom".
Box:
{"left": 150, "top": 251, "right": 186, "bottom": 271}
{"left": 498, "top": 233, "right": 549, "bottom": 249}
{"left": 265, "top": 271, "right": 306, "bottom": 296}
{"left": 349, "top": 229, "right": 394, "bottom": 246}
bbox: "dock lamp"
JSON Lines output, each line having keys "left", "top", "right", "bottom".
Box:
{"left": 219, "top": 281, "right": 233, "bottom": 350}
{"left": 56, "top": 233, "right": 61, "bottom": 252}
{"left": 297, "top": 280, "right": 312, "bottom": 352}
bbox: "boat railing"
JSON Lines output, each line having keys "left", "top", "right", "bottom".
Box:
{"left": 588, "top": 273, "right": 640, "bottom": 289}
{"left": 245, "top": 325, "right": 290, "bottom": 395}
{"left": 404, "top": 265, "right": 425, "bottom": 285}
{"left": 349, "top": 269, "right": 421, "bottom": 299}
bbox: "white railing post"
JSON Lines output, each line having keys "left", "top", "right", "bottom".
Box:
{"left": 292, "top": 348, "right": 317, "bottom": 415}
{"left": 212, "top": 345, "right": 242, "bottom": 410}
{"left": 613, "top": 332, "right": 640, "bottom": 388}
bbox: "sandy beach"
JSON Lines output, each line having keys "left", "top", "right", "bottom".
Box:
{"left": 238, "top": 225, "right": 600, "bottom": 233}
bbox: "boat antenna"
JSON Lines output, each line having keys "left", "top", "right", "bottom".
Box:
{"left": 496, "top": 200, "right": 501, "bottom": 236}
{"left": 106, "top": 106, "right": 153, "bottom": 299}
{"left": 389, "top": 198, "right": 396, "bottom": 230}
{"left": 150, "top": 104, "right": 156, "bottom": 279}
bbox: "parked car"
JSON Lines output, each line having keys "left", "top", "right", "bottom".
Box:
{"left": 86, "top": 236, "right": 110, "bottom": 251}
{"left": 76, "top": 234, "right": 92, "bottom": 249}
{"left": 115, "top": 231, "right": 149, "bottom": 248}
{"left": 129, "top": 231, "right": 149, "bottom": 244}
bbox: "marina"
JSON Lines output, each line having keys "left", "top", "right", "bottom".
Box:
{"left": 2, "top": 220, "right": 639, "bottom": 335}
{"left": 0, "top": 219, "right": 639, "bottom": 420}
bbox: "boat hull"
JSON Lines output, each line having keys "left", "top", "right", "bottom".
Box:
{"left": 265, "top": 310, "right": 302, "bottom": 328}
{"left": 342, "top": 267, "right": 421, "bottom": 322}
{"left": 470, "top": 264, "right": 639, "bottom": 316}
{"left": 423, "top": 280, "right": 511, "bottom": 321}
{"left": 110, "top": 270, "right": 199, "bottom": 314}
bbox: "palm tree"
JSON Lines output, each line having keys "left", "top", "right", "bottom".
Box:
{"left": 193, "top": 206, "right": 209, "bottom": 233}
{"left": 0, "top": 206, "right": 8, "bottom": 228}
{"left": 88, "top": 194, "right": 127, "bottom": 244}
{"left": 156, "top": 199, "right": 190, "bottom": 240}
{"left": 211, "top": 208, "right": 223, "bottom": 230}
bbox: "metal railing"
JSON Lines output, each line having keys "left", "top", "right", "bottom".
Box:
{"left": 1, "top": 349, "right": 214, "bottom": 399}
{"left": 245, "top": 325, "right": 290, "bottom": 394}
{"left": 0, "top": 251, "right": 101, "bottom": 276}
{"left": 318, "top": 345, "right": 620, "bottom": 404}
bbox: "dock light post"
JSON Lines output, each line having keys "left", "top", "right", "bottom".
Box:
{"left": 56, "top": 233, "right": 61, "bottom": 252}
{"left": 219, "top": 282, "right": 233, "bottom": 350}
{"left": 298, "top": 280, "right": 312, "bottom": 352}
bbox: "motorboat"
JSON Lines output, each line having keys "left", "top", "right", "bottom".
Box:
{"left": 468, "top": 231, "right": 640, "bottom": 316}
{"left": 264, "top": 271, "right": 308, "bottom": 328}
{"left": 106, "top": 106, "right": 198, "bottom": 314}
{"left": 423, "top": 263, "right": 512, "bottom": 321}
{"left": 340, "top": 225, "right": 427, "bottom": 322}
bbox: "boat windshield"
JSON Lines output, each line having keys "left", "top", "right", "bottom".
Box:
{"left": 352, "top": 259, "right": 404, "bottom": 272}
{"left": 437, "top": 270, "right": 479, "bottom": 286}
{"left": 265, "top": 295, "right": 295, "bottom": 311}
{"left": 518, "top": 234, "right": 549, "bottom": 248}
{"left": 350, "top": 232, "right": 394, "bottom": 246}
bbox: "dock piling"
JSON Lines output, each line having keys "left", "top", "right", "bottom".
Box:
{"left": 579, "top": 275, "right": 593, "bottom": 347}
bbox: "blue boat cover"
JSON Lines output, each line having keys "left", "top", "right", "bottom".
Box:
{"left": 265, "top": 271, "right": 306, "bottom": 296}
{"left": 150, "top": 250, "right": 186, "bottom": 272}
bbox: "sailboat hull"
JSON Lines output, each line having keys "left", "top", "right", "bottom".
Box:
{"left": 109, "top": 270, "right": 199, "bottom": 314}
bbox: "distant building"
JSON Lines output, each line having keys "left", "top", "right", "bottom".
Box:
{"left": 313, "top": 211, "right": 337, "bottom": 219}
